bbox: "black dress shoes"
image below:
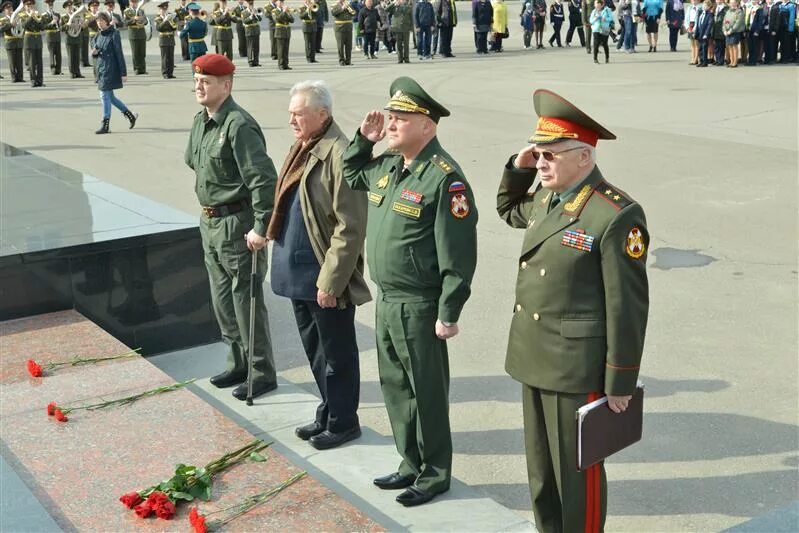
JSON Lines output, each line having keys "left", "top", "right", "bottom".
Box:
{"left": 295, "top": 421, "right": 324, "bottom": 441}
{"left": 210, "top": 369, "right": 247, "bottom": 388}
{"left": 308, "top": 426, "right": 361, "bottom": 450}
{"left": 232, "top": 380, "right": 277, "bottom": 400}
{"left": 396, "top": 485, "right": 437, "bottom": 507}
{"left": 373, "top": 472, "right": 415, "bottom": 490}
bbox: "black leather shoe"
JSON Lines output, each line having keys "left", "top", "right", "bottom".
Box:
{"left": 210, "top": 369, "right": 247, "bottom": 388}
{"left": 232, "top": 380, "right": 277, "bottom": 400}
{"left": 373, "top": 472, "right": 415, "bottom": 490}
{"left": 396, "top": 485, "right": 437, "bottom": 507}
{"left": 295, "top": 421, "right": 324, "bottom": 441}
{"left": 309, "top": 426, "right": 361, "bottom": 450}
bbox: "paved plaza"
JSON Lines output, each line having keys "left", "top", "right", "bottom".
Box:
{"left": 1, "top": 3, "right": 797, "bottom": 530}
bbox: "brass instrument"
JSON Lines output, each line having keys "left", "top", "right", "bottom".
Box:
{"left": 9, "top": 2, "right": 25, "bottom": 37}
{"left": 343, "top": 1, "right": 356, "bottom": 15}
{"left": 309, "top": 1, "right": 319, "bottom": 12}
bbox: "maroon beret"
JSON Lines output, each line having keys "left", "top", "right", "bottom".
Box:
{"left": 192, "top": 54, "right": 236, "bottom": 76}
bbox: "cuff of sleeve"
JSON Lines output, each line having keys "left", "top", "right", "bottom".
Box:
{"left": 253, "top": 219, "right": 267, "bottom": 237}
{"left": 438, "top": 305, "right": 461, "bottom": 325}
{"left": 353, "top": 129, "right": 377, "bottom": 149}
{"left": 604, "top": 364, "right": 640, "bottom": 396}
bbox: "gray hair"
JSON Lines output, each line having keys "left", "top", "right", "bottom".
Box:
{"left": 290, "top": 80, "right": 333, "bottom": 114}
{"left": 558, "top": 139, "right": 597, "bottom": 164}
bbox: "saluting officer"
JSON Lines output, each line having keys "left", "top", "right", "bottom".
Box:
{"left": 61, "top": 0, "right": 85, "bottom": 77}
{"left": 185, "top": 53, "right": 279, "bottom": 401}
{"left": 0, "top": 1, "right": 25, "bottom": 82}
{"left": 123, "top": 0, "right": 148, "bottom": 74}
{"left": 154, "top": 0, "right": 176, "bottom": 77}
{"left": 211, "top": 0, "right": 233, "bottom": 58}
{"left": 174, "top": 0, "right": 189, "bottom": 59}
{"left": 42, "top": 0, "right": 63, "bottom": 75}
{"left": 21, "top": 0, "right": 46, "bottom": 87}
{"left": 179, "top": 2, "right": 207, "bottom": 60}
{"left": 241, "top": 0, "right": 261, "bottom": 65}
{"left": 342, "top": 77, "right": 478, "bottom": 508}
{"left": 330, "top": 0, "right": 353, "bottom": 64}
{"left": 272, "top": 0, "right": 292, "bottom": 69}
{"left": 496, "top": 89, "right": 649, "bottom": 533}
{"left": 299, "top": 0, "right": 318, "bottom": 62}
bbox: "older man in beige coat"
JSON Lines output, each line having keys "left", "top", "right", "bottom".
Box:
{"left": 268, "top": 80, "right": 370, "bottom": 451}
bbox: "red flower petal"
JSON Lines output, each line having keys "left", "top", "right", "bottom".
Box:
{"left": 27, "top": 360, "right": 43, "bottom": 377}
{"left": 119, "top": 492, "right": 143, "bottom": 509}
{"left": 47, "top": 402, "right": 57, "bottom": 416}
{"left": 189, "top": 507, "right": 199, "bottom": 525}
{"left": 54, "top": 409, "right": 68, "bottom": 422}
{"left": 146, "top": 491, "right": 170, "bottom": 507}
{"left": 154, "top": 500, "right": 176, "bottom": 520}
{"left": 134, "top": 502, "right": 153, "bottom": 518}
{"left": 193, "top": 515, "right": 208, "bottom": 533}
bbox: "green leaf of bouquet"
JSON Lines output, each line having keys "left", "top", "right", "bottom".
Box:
{"left": 249, "top": 451, "right": 267, "bottom": 462}
{"left": 171, "top": 491, "right": 195, "bottom": 502}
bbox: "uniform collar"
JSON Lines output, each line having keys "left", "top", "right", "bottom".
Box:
{"left": 206, "top": 94, "right": 236, "bottom": 124}
{"left": 403, "top": 136, "right": 442, "bottom": 177}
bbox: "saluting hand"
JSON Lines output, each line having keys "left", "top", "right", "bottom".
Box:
{"left": 514, "top": 144, "right": 538, "bottom": 169}
{"left": 360, "top": 110, "right": 386, "bottom": 143}
{"left": 606, "top": 394, "right": 632, "bottom": 413}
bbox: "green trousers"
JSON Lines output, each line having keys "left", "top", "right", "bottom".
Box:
{"left": 523, "top": 385, "right": 607, "bottom": 533}
{"left": 303, "top": 28, "right": 316, "bottom": 62}
{"left": 129, "top": 38, "right": 147, "bottom": 74}
{"left": 275, "top": 35, "right": 289, "bottom": 68}
{"left": 394, "top": 30, "right": 410, "bottom": 62}
{"left": 333, "top": 23, "right": 352, "bottom": 64}
{"left": 217, "top": 38, "right": 233, "bottom": 59}
{"left": 376, "top": 298, "right": 451, "bottom": 495}
{"left": 199, "top": 210, "right": 277, "bottom": 386}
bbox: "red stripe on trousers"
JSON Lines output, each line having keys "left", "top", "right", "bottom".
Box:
{"left": 585, "top": 392, "right": 602, "bottom": 533}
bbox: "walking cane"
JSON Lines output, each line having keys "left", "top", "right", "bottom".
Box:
{"left": 246, "top": 248, "right": 257, "bottom": 406}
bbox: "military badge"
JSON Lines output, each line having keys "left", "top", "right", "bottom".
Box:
{"left": 561, "top": 229, "right": 594, "bottom": 252}
{"left": 626, "top": 227, "right": 646, "bottom": 259}
{"left": 448, "top": 181, "right": 466, "bottom": 193}
{"left": 218, "top": 133, "right": 225, "bottom": 145}
{"left": 368, "top": 192, "right": 384, "bottom": 206}
{"left": 392, "top": 202, "right": 421, "bottom": 219}
{"left": 450, "top": 193, "right": 470, "bottom": 219}
{"left": 377, "top": 174, "right": 389, "bottom": 189}
{"left": 400, "top": 189, "right": 423, "bottom": 204}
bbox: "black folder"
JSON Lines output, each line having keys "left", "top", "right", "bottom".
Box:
{"left": 576, "top": 384, "right": 644, "bottom": 471}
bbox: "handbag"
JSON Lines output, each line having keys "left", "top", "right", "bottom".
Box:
{"left": 503, "top": 27, "right": 510, "bottom": 38}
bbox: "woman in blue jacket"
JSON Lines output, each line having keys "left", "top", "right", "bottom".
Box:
{"left": 91, "top": 11, "right": 137, "bottom": 134}
{"left": 642, "top": 0, "right": 663, "bottom": 50}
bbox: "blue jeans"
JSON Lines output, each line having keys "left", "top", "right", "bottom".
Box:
{"left": 100, "top": 90, "right": 128, "bottom": 119}
{"left": 418, "top": 26, "right": 431, "bottom": 57}
{"left": 623, "top": 17, "right": 636, "bottom": 50}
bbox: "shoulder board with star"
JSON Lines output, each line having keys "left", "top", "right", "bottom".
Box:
{"left": 431, "top": 154, "right": 456, "bottom": 175}
{"left": 594, "top": 180, "right": 633, "bottom": 211}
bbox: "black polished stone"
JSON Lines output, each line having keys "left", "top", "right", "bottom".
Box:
{"left": 0, "top": 143, "right": 219, "bottom": 354}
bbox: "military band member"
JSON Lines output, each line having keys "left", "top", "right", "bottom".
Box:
{"left": 20, "top": 0, "right": 45, "bottom": 87}
{"left": 232, "top": 0, "right": 247, "bottom": 56}
{"left": 496, "top": 89, "right": 649, "bottom": 533}
{"left": 299, "top": 0, "right": 318, "bottom": 62}
{"left": 273, "top": 0, "right": 292, "bottom": 68}
{"left": 42, "top": 0, "right": 63, "bottom": 74}
{"left": 242, "top": 0, "right": 261, "bottom": 65}
{"left": 82, "top": 0, "right": 97, "bottom": 66}
{"left": 0, "top": 1, "right": 25, "bottom": 82}
{"left": 387, "top": 0, "right": 411, "bottom": 62}
{"left": 264, "top": 0, "right": 277, "bottom": 58}
{"left": 209, "top": 1, "right": 218, "bottom": 50}
{"left": 211, "top": 0, "right": 233, "bottom": 58}
{"left": 175, "top": 0, "right": 189, "bottom": 59}
{"left": 331, "top": 0, "right": 353, "bottom": 64}
{"left": 315, "top": 0, "right": 327, "bottom": 51}
{"left": 102, "top": 0, "right": 124, "bottom": 26}
{"left": 154, "top": 0, "right": 176, "bottom": 77}
{"left": 61, "top": 0, "right": 84, "bottom": 77}
{"left": 179, "top": 1, "right": 207, "bottom": 60}
{"left": 123, "top": 0, "right": 147, "bottom": 74}
{"left": 342, "top": 77, "right": 478, "bottom": 508}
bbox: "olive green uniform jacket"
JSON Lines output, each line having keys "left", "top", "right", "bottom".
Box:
{"left": 496, "top": 162, "right": 649, "bottom": 396}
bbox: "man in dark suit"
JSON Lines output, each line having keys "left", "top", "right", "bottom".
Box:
{"left": 268, "top": 80, "right": 369, "bottom": 451}
{"left": 694, "top": 0, "right": 714, "bottom": 66}
{"left": 496, "top": 89, "right": 649, "bottom": 533}
{"left": 435, "top": 0, "right": 456, "bottom": 56}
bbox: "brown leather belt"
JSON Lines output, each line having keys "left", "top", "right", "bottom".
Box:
{"left": 201, "top": 199, "right": 250, "bottom": 218}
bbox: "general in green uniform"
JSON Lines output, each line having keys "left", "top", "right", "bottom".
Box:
{"left": 60, "top": 0, "right": 85, "bottom": 78}
{"left": 272, "top": 0, "right": 292, "bottom": 69}
{"left": 184, "top": 53, "right": 279, "bottom": 401}
{"left": 342, "top": 77, "right": 478, "bottom": 508}
{"left": 154, "top": 1, "right": 176, "bottom": 77}
{"left": 123, "top": 0, "right": 148, "bottom": 74}
{"left": 330, "top": 0, "right": 352, "bottom": 65}
{"left": 496, "top": 89, "right": 649, "bottom": 533}
{"left": 0, "top": 1, "right": 25, "bottom": 82}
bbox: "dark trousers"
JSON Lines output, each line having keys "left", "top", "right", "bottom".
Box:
{"left": 6, "top": 47, "right": 23, "bottom": 81}
{"left": 180, "top": 33, "right": 189, "bottom": 59}
{"left": 160, "top": 44, "right": 174, "bottom": 76}
{"left": 66, "top": 43, "right": 81, "bottom": 77}
{"left": 237, "top": 24, "right": 247, "bottom": 56}
{"left": 747, "top": 31, "right": 761, "bottom": 64}
{"left": 585, "top": 23, "right": 592, "bottom": 52}
{"left": 47, "top": 41, "right": 62, "bottom": 74}
{"left": 418, "top": 25, "right": 431, "bottom": 56}
{"left": 276, "top": 35, "right": 289, "bottom": 68}
{"left": 490, "top": 33, "right": 504, "bottom": 51}
{"left": 698, "top": 37, "right": 709, "bottom": 64}
{"left": 476, "top": 31, "right": 488, "bottom": 53}
{"left": 334, "top": 23, "right": 352, "bottom": 64}
{"left": 130, "top": 38, "right": 147, "bottom": 73}
{"left": 668, "top": 25, "right": 679, "bottom": 50}
{"left": 217, "top": 38, "right": 233, "bottom": 59}
{"left": 763, "top": 32, "right": 776, "bottom": 63}
{"left": 395, "top": 30, "right": 409, "bottom": 62}
{"left": 269, "top": 27, "right": 277, "bottom": 58}
{"left": 81, "top": 32, "right": 90, "bottom": 66}
{"left": 524, "top": 29, "right": 532, "bottom": 47}
{"left": 439, "top": 24, "right": 453, "bottom": 55}
{"left": 592, "top": 31, "right": 608, "bottom": 61}
{"left": 549, "top": 21, "right": 563, "bottom": 45}
{"left": 247, "top": 34, "right": 261, "bottom": 65}
{"left": 714, "top": 37, "right": 725, "bottom": 63}
{"left": 316, "top": 25, "right": 324, "bottom": 51}
{"left": 780, "top": 30, "right": 795, "bottom": 62}
{"left": 303, "top": 29, "right": 316, "bottom": 61}
{"left": 566, "top": 20, "right": 585, "bottom": 45}
{"left": 363, "top": 30, "right": 376, "bottom": 56}
{"left": 292, "top": 300, "right": 360, "bottom": 433}
{"left": 28, "top": 47, "right": 43, "bottom": 85}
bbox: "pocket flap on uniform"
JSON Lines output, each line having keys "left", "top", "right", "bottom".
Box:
{"left": 560, "top": 319, "right": 606, "bottom": 338}
{"left": 293, "top": 250, "right": 318, "bottom": 265}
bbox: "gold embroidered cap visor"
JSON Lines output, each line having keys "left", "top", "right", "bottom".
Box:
{"left": 529, "top": 89, "right": 616, "bottom": 145}
{"left": 384, "top": 76, "right": 450, "bottom": 124}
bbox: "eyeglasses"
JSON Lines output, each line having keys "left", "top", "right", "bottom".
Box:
{"left": 532, "top": 146, "right": 584, "bottom": 162}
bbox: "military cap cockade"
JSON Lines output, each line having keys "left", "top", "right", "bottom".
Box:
{"left": 529, "top": 89, "right": 616, "bottom": 147}
{"left": 193, "top": 53, "right": 236, "bottom": 76}
{"left": 384, "top": 77, "right": 450, "bottom": 124}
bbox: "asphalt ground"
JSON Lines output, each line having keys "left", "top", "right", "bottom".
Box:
{"left": 1, "top": 3, "right": 797, "bottom": 530}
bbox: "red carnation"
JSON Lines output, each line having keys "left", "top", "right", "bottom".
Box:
{"left": 119, "top": 492, "right": 143, "bottom": 509}
{"left": 189, "top": 507, "right": 199, "bottom": 525}
{"left": 54, "top": 409, "right": 68, "bottom": 422}
{"left": 154, "top": 499, "right": 176, "bottom": 520}
{"left": 146, "top": 491, "right": 170, "bottom": 507}
{"left": 27, "top": 360, "right": 43, "bottom": 377}
{"left": 47, "top": 402, "right": 57, "bottom": 416}
{"left": 134, "top": 502, "right": 153, "bottom": 518}
{"left": 192, "top": 515, "right": 208, "bottom": 533}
